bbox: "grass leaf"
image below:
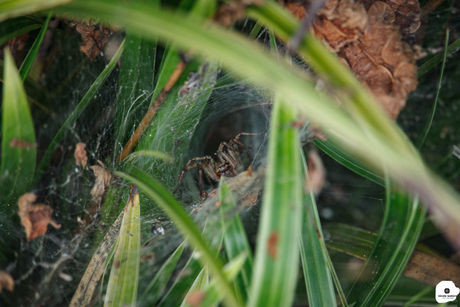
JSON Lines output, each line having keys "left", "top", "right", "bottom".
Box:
{"left": 219, "top": 178, "right": 254, "bottom": 301}
{"left": 116, "top": 166, "right": 240, "bottom": 307}
{"left": 18, "top": 12, "right": 51, "bottom": 81}
{"left": 248, "top": 98, "right": 303, "bottom": 307}
{"left": 346, "top": 178, "right": 426, "bottom": 307}
{"left": 33, "top": 39, "right": 124, "bottom": 185}
{"left": 104, "top": 185, "right": 141, "bottom": 306}
{"left": 0, "top": 49, "right": 37, "bottom": 207}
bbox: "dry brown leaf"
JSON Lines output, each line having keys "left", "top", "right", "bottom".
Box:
{"left": 17, "top": 193, "right": 61, "bottom": 241}
{"left": 282, "top": 0, "right": 419, "bottom": 118}
{"left": 0, "top": 271, "right": 14, "bottom": 293}
{"left": 90, "top": 161, "right": 112, "bottom": 201}
{"left": 306, "top": 149, "right": 326, "bottom": 195}
{"left": 74, "top": 142, "right": 88, "bottom": 168}
{"left": 71, "top": 22, "right": 113, "bottom": 61}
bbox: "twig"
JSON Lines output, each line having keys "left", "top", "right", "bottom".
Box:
{"left": 116, "top": 60, "right": 188, "bottom": 161}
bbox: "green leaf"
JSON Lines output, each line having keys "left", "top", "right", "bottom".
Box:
{"left": 346, "top": 178, "right": 426, "bottom": 307}
{"left": 19, "top": 12, "right": 51, "bottom": 81}
{"left": 248, "top": 98, "right": 303, "bottom": 307}
{"left": 0, "top": 16, "right": 41, "bottom": 46}
{"left": 197, "top": 252, "right": 248, "bottom": 307}
{"left": 104, "top": 186, "right": 141, "bottom": 307}
{"left": 33, "top": 39, "right": 124, "bottom": 185}
{"left": 114, "top": 19, "right": 158, "bottom": 158}
{"left": 416, "top": 28, "right": 449, "bottom": 149}
{"left": 0, "top": 49, "right": 36, "bottom": 207}
{"left": 418, "top": 34, "right": 460, "bottom": 77}
{"left": 314, "top": 138, "right": 384, "bottom": 186}
{"left": 140, "top": 240, "right": 186, "bottom": 306}
{"left": 116, "top": 166, "right": 239, "bottom": 307}
{"left": 299, "top": 152, "right": 338, "bottom": 307}
{"left": 219, "top": 178, "right": 253, "bottom": 302}
{"left": 0, "top": 0, "right": 72, "bottom": 22}
{"left": 134, "top": 61, "right": 218, "bottom": 191}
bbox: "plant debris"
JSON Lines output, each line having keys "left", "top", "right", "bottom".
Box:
{"left": 305, "top": 149, "right": 326, "bottom": 195}
{"left": 70, "top": 21, "right": 113, "bottom": 61}
{"left": 0, "top": 271, "right": 14, "bottom": 293}
{"left": 74, "top": 142, "right": 88, "bottom": 168}
{"left": 282, "top": 0, "right": 419, "bottom": 118}
{"left": 186, "top": 291, "right": 205, "bottom": 307}
{"left": 17, "top": 193, "right": 61, "bottom": 241}
{"left": 90, "top": 160, "right": 112, "bottom": 202}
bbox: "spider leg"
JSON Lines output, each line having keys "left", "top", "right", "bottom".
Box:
{"left": 173, "top": 156, "right": 212, "bottom": 194}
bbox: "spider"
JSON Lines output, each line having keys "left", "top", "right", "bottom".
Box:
{"left": 173, "top": 131, "right": 265, "bottom": 199}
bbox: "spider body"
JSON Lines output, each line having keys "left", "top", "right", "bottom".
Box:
{"left": 174, "top": 131, "right": 265, "bottom": 199}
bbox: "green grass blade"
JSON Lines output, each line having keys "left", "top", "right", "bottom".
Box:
{"left": 104, "top": 186, "right": 141, "bottom": 306}
{"left": 248, "top": 98, "right": 303, "bottom": 307}
{"left": 0, "top": 16, "right": 41, "bottom": 46}
{"left": 416, "top": 28, "right": 449, "bottom": 149}
{"left": 134, "top": 61, "right": 218, "bottom": 190}
{"left": 418, "top": 35, "right": 460, "bottom": 77}
{"left": 0, "top": 49, "right": 36, "bottom": 207}
{"left": 114, "top": 16, "right": 158, "bottom": 157}
{"left": 196, "top": 252, "right": 248, "bottom": 307}
{"left": 401, "top": 286, "right": 434, "bottom": 307}
{"left": 219, "top": 178, "right": 254, "bottom": 301}
{"left": 182, "top": 266, "right": 209, "bottom": 307}
{"left": 299, "top": 152, "right": 339, "bottom": 307}
{"left": 18, "top": 12, "right": 51, "bottom": 81}
{"left": 314, "top": 138, "right": 384, "bottom": 186}
{"left": 116, "top": 166, "right": 240, "bottom": 307}
{"left": 140, "top": 240, "right": 186, "bottom": 306}
{"left": 33, "top": 39, "right": 124, "bottom": 185}
{"left": 347, "top": 178, "right": 426, "bottom": 307}
{"left": 0, "top": 0, "right": 72, "bottom": 22}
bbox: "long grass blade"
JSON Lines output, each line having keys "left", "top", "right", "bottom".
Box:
{"left": 300, "top": 151, "right": 341, "bottom": 306}
{"left": 33, "top": 39, "right": 124, "bottom": 185}
{"left": 140, "top": 241, "right": 186, "bottom": 306}
{"left": 219, "top": 178, "right": 253, "bottom": 301}
{"left": 116, "top": 166, "right": 240, "bottom": 307}
{"left": 418, "top": 35, "right": 460, "bottom": 77}
{"left": 347, "top": 177, "right": 426, "bottom": 307}
{"left": 18, "top": 12, "right": 51, "bottom": 81}
{"left": 0, "top": 16, "right": 41, "bottom": 46}
{"left": 416, "top": 28, "right": 449, "bottom": 149}
{"left": 0, "top": 0, "right": 72, "bottom": 22}
{"left": 0, "top": 50, "right": 36, "bottom": 207}
{"left": 104, "top": 185, "right": 141, "bottom": 306}
{"left": 248, "top": 98, "right": 303, "bottom": 307}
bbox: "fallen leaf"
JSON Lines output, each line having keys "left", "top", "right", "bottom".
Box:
{"left": 0, "top": 271, "right": 14, "bottom": 293}
{"left": 9, "top": 139, "right": 37, "bottom": 149}
{"left": 90, "top": 161, "right": 112, "bottom": 201}
{"left": 17, "top": 193, "right": 61, "bottom": 241}
{"left": 74, "top": 143, "right": 88, "bottom": 168}
{"left": 306, "top": 149, "right": 326, "bottom": 195}
{"left": 268, "top": 231, "right": 279, "bottom": 259}
{"left": 71, "top": 22, "right": 113, "bottom": 61}
{"left": 186, "top": 291, "right": 205, "bottom": 307}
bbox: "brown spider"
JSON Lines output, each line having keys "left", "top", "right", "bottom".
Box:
{"left": 173, "top": 131, "right": 265, "bottom": 199}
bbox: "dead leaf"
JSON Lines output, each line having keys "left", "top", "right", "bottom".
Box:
{"left": 186, "top": 291, "right": 205, "bottom": 307}
{"left": 306, "top": 149, "right": 326, "bottom": 195}
{"left": 90, "top": 161, "right": 112, "bottom": 201}
{"left": 17, "top": 193, "right": 61, "bottom": 241}
{"left": 9, "top": 139, "right": 37, "bottom": 149}
{"left": 71, "top": 22, "right": 113, "bottom": 61}
{"left": 0, "top": 271, "right": 14, "bottom": 293}
{"left": 267, "top": 231, "right": 279, "bottom": 259}
{"left": 74, "top": 142, "right": 88, "bottom": 168}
